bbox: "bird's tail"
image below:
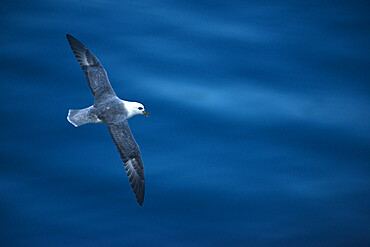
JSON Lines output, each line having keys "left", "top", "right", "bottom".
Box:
{"left": 67, "top": 109, "right": 87, "bottom": 127}
{"left": 67, "top": 106, "right": 101, "bottom": 127}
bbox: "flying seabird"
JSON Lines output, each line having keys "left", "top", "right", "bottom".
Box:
{"left": 66, "top": 34, "right": 148, "bottom": 206}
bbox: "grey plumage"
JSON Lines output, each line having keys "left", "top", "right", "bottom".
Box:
{"left": 66, "top": 34, "right": 146, "bottom": 206}
{"left": 66, "top": 34, "right": 116, "bottom": 101}
{"left": 67, "top": 106, "right": 102, "bottom": 127}
{"left": 107, "top": 121, "right": 145, "bottom": 205}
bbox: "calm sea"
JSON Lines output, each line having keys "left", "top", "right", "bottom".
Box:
{"left": 0, "top": 1, "right": 369, "bottom": 246}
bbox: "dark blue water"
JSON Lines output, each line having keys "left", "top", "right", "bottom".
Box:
{"left": 1, "top": 1, "right": 369, "bottom": 246}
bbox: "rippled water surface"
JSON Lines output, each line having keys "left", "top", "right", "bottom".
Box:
{"left": 0, "top": 1, "right": 369, "bottom": 246}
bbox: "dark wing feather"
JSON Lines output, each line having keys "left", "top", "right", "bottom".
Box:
{"left": 66, "top": 34, "right": 116, "bottom": 98}
{"left": 107, "top": 121, "right": 145, "bottom": 206}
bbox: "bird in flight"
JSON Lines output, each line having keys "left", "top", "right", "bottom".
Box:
{"left": 66, "top": 34, "right": 148, "bottom": 206}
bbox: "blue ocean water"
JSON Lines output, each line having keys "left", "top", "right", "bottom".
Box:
{"left": 0, "top": 0, "right": 369, "bottom": 246}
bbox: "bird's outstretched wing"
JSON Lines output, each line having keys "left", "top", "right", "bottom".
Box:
{"left": 106, "top": 120, "right": 145, "bottom": 206}
{"left": 66, "top": 34, "right": 116, "bottom": 98}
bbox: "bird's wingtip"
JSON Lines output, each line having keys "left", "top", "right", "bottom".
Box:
{"left": 66, "top": 33, "right": 74, "bottom": 41}
{"left": 137, "top": 194, "right": 144, "bottom": 206}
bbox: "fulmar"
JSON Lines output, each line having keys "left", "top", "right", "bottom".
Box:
{"left": 66, "top": 34, "right": 148, "bottom": 206}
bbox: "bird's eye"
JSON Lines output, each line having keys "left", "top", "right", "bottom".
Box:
{"left": 138, "top": 107, "right": 143, "bottom": 110}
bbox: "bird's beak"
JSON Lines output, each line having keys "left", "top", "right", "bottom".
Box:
{"left": 143, "top": 110, "right": 149, "bottom": 116}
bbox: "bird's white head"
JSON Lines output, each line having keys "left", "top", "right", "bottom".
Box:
{"left": 123, "top": 101, "right": 149, "bottom": 119}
